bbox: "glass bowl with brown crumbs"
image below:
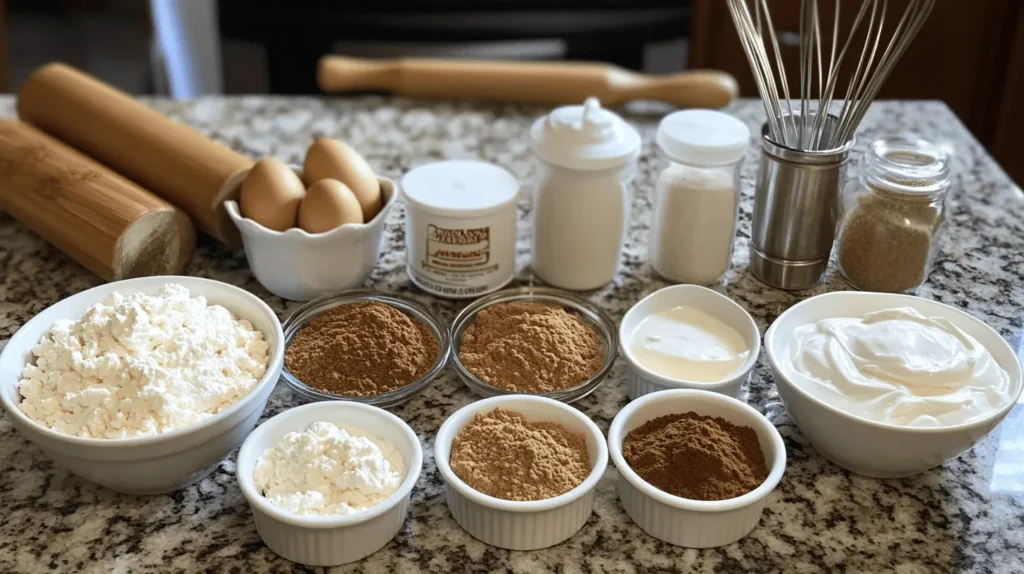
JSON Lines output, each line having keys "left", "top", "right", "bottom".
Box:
{"left": 280, "top": 290, "right": 451, "bottom": 408}
{"left": 450, "top": 287, "right": 617, "bottom": 403}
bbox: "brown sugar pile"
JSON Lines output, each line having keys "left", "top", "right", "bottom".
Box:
{"left": 458, "top": 302, "right": 603, "bottom": 393}
{"left": 285, "top": 301, "right": 437, "bottom": 396}
{"left": 836, "top": 183, "right": 944, "bottom": 292}
{"left": 622, "top": 412, "right": 767, "bottom": 501}
{"left": 449, "top": 408, "right": 591, "bottom": 501}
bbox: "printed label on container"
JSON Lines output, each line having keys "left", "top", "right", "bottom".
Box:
{"left": 414, "top": 224, "right": 502, "bottom": 296}
{"left": 424, "top": 225, "right": 495, "bottom": 272}
{"left": 408, "top": 272, "right": 495, "bottom": 297}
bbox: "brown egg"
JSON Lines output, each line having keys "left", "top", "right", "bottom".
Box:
{"left": 303, "top": 138, "right": 381, "bottom": 222}
{"left": 298, "top": 179, "right": 364, "bottom": 233}
{"left": 239, "top": 158, "right": 306, "bottom": 231}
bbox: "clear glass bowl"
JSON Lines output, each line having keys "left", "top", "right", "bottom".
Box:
{"left": 450, "top": 286, "right": 618, "bottom": 403}
{"left": 280, "top": 290, "right": 452, "bottom": 408}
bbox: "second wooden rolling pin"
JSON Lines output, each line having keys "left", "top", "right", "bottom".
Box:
{"left": 317, "top": 56, "right": 738, "bottom": 108}
{"left": 17, "top": 63, "right": 252, "bottom": 247}
{"left": 0, "top": 120, "right": 195, "bottom": 281}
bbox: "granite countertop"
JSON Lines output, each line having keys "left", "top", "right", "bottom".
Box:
{"left": 1, "top": 96, "right": 1023, "bottom": 573}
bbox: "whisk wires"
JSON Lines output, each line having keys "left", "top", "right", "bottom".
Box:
{"left": 726, "top": 0, "right": 936, "bottom": 152}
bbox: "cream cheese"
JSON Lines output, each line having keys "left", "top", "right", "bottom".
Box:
{"left": 630, "top": 305, "right": 750, "bottom": 382}
{"left": 782, "top": 307, "right": 1012, "bottom": 427}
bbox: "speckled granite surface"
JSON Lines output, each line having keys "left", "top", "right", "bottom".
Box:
{"left": 1, "top": 96, "right": 1022, "bottom": 573}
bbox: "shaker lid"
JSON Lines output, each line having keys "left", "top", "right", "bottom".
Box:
{"left": 529, "top": 97, "right": 641, "bottom": 171}
{"left": 656, "top": 110, "right": 750, "bottom": 167}
{"left": 400, "top": 160, "right": 519, "bottom": 217}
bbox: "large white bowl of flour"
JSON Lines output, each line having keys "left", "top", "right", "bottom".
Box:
{"left": 0, "top": 276, "right": 285, "bottom": 494}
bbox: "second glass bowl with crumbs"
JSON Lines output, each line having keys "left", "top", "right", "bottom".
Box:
{"left": 450, "top": 286, "right": 617, "bottom": 403}
{"left": 281, "top": 290, "right": 452, "bottom": 408}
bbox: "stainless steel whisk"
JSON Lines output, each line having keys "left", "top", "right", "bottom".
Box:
{"left": 726, "top": 0, "right": 935, "bottom": 152}
{"left": 730, "top": 0, "right": 936, "bottom": 291}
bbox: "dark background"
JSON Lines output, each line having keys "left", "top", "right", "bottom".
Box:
{"left": 2, "top": 0, "right": 1021, "bottom": 183}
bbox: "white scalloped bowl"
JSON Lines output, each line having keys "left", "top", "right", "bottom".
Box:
{"left": 224, "top": 167, "right": 397, "bottom": 302}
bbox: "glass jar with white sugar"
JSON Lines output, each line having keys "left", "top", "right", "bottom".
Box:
{"left": 650, "top": 110, "right": 750, "bottom": 285}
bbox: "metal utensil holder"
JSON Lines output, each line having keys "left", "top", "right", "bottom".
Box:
{"left": 750, "top": 113, "right": 855, "bottom": 290}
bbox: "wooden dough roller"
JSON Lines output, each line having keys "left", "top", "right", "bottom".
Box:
{"left": 0, "top": 120, "right": 195, "bottom": 281}
{"left": 318, "top": 56, "right": 739, "bottom": 108}
{"left": 17, "top": 63, "right": 252, "bottom": 247}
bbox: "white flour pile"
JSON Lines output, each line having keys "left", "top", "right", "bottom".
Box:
{"left": 253, "top": 421, "right": 405, "bottom": 516}
{"left": 651, "top": 163, "right": 739, "bottom": 284}
{"left": 18, "top": 284, "right": 270, "bottom": 439}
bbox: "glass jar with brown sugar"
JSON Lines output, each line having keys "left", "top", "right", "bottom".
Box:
{"left": 835, "top": 136, "right": 952, "bottom": 292}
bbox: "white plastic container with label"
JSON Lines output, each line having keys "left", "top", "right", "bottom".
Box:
{"left": 529, "top": 97, "right": 641, "bottom": 291}
{"left": 401, "top": 160, "right": 520, "bottom": 299}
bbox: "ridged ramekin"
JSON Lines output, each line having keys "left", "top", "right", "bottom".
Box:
{"left": 608, "top": 389, "right": 786, "bottom": 548}
{"left": 619, "top": 285, "right": 760, "bottom": 400}
{"left": 434, "top": 395, "right": 608, "bottom": 550}
{"left": 236, "top": 402, "right": 424, "bottom": 566}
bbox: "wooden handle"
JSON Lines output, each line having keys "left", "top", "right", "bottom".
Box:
{"left": 0, "top": 120, "right": 195, "bottom": 281}
{"left": 16, "top": 63, "right": 252, "bottom": 247}
{"left": 318, "top": 56, "right": 738, "bottom": 108}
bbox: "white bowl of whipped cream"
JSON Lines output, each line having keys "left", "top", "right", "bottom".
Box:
{"left": 765, "top": 291, "right": 1022, "bottom": 478}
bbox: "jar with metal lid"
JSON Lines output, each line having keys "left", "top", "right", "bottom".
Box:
{"left": 529, "top": 97, "right": 641, "bottom": 291}
{"left": 835, "top": 136, "right": 952, "bottom": 292}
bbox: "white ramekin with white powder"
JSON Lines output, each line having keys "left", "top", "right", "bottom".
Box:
{"left": 252, "top": 420, "right": 405, "bottom": 517}
{"left": 237, "top": 401, "right": 423, "bottom": 567}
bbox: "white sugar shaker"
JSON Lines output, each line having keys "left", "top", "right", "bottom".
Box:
{"left": 529, "top": 97, "right": 641, "bottom": 291}
{"left": 651, "top": 110, "right": 749, "bottom": 284}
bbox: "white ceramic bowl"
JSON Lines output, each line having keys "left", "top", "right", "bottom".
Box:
{"left": 0, "top": 276, "right": 285, "bottom": 494}
{"left": 236, "top": 401, "right": 423, "bottom": 566}
{"left": 619, "top": 285, "right": 761, "bottom": 399}
{"left": 434, "top": 395, "right": 608, "bottom": 550}
{"left": 765, "top": 291, "right": 1023, "bottom": 478}
{"left": 608, "top": 389, "right": 786, "bottom": 548}
{"left": 224, "top": 168, "right": 397, "bottom": 302}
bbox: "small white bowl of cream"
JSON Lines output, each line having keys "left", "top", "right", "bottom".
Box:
{"left": 765, "top": 291, "right": 1022, "bottom": 478}
{"left": 619, "top": 285, "right": 760, "bottom": 399}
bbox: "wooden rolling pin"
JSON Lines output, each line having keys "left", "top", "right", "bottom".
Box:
{"left": 17, "top": 63, "right": 252, "bottom": 247}
{"left": 318, "top": 56, "right": 738, "bottom": 108}
{"left": 0, "top": 120, "right": 195, "bottom": 281}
